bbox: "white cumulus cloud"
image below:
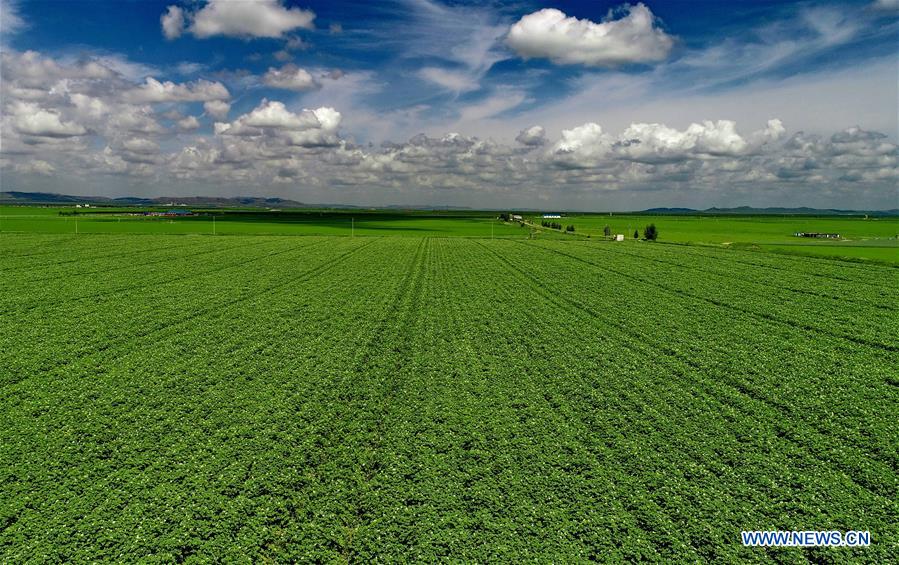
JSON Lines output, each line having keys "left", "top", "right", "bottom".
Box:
{"left": 177, "top": 115, "right": 201, "bottom": 131}
{"left": 214, "top": 100, "right": 341, "bottom": 148}
{"left": 161, "top": 5, "right": 185, "bottom": 40}
{"left": 548, "top": 119, "right": 785, "bottom": 167}
{"left": 203, "top": 100, "right": 231, "bottom": 119}
{"left": 10, "top": 101, "right": 87, "bottom": 137}
{"left": 550, "top": 122, "right": 612, "bottom": 166}
{"left": 617, "top": 120, "right": 749, "bottom": 162}
{"left": 186, "top": 0, "right": 315, "bottom": 39}
{"left": 507, "top": 4, "right": 674, "bottom": 66}
{"left": 1, "top": 50, "right": 115, "bottom": 89}
{"left": 263, "top": 65, "right": 319, "bottom": 91}
{"left": 123, "top": 77, "right": 230, "bottom": 103}
{"left": 122, "top": 137, "right": 160, "bottom": 154}
{"left": 516, "top": 125, "right": 547, "bottom": 146}
{"left": 14, "top": 160, "right": 55, "bottom": 175}
{"left": 234, "top": 100, "right": 320, "bottom": 130}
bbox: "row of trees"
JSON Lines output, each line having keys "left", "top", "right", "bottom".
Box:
{"left": 500, "top": 214, "right": 656, "bottom": 240}
{"left": 540, "top": 220, "right": 576, "bottom": 232}
{"left": 603, "top": 224, "right": 658, "bottom": 240}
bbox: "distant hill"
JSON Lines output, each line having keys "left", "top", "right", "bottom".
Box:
{"left": 644, "top": 206, "right": 898, "bottom": 216}
{"left": 1, "top": 191, "right": 896, "bottom": 215}
{"left": 1, "top": 191, "right": 91, "bottom": 204}
{"left": 0, "top": 191, "right": 306, "bottom": 208}
{"left": 384, "top": 204, "right": 472, "bottom": 211}
{"left": 643, "top": 207, "right": 697, "bottom": 213}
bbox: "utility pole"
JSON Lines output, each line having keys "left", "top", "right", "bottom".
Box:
{"left": 212, "top": 214, "right": 216, "bottom": 236}
{"left": 491, "top": 219, "right": 494, "bottom": 240}
{"left": 75, "top": 216, "right": 78, "bottom": 235}
{"left": 351, "top": 217, "right": 354, "bottom": 237}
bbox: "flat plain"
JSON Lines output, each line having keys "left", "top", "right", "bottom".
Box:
{"left": 2, "top": 229, "right": 897, "bottom": 562}
{"left": 2, "top": 206, "right": 896, "bottom": 263}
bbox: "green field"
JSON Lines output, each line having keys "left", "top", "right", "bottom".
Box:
{"left": 2, "top": 232, "right": 897, "bottom": 561}
{"left": 0, "top": 206, "right": 529, "bottom": 238}
{"left": 525, "top": 213, "right": 899, "bottom": 264}
{"left": 3, "top": 206, "right": 896, "bottom": 263}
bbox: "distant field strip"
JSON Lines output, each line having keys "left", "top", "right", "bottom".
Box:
{"left": 523, "top": 240, "right": 897, "bottom": 351}
{"left": 1, "top": 234, "right": 896, "bottom": 562}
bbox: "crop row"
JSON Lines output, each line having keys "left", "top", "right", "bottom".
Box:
{"left": 496, "top": 240, "right": 897, "bottom": 463}
{"left": 1, "top": 237, "right": 362, "bottom": 383}
{"left": 2, "top": 237, "right": 421, "bottom": 561}
{"left": 2, "top": 238, "right": 296, "bottom": 310}
{"left": 527, "top": 240, "right": 898, "bottom": 351}
{"left": 2, "top": 234, "right": 895, "bottom": 562}
{"left": 583, "top": 240, "right": 897, "bottom": 310}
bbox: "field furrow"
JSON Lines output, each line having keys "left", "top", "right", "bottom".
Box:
{"left": 2, "top": 233, "right": 895, "bottom": 562}
{"left": 526, "top": 240, "right": 898, "bottom": 351}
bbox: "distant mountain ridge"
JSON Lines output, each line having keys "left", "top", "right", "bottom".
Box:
{"left": 1, "top": 191, "right": 306, "bottom": 208}
{"left": 1, "top": 191, "right": 896, "bottom": 215}
{"left": 643, "top": 206, "right": 899, "bottom": 216}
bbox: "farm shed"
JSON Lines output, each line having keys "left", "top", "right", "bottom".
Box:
{"left": 542, "top": 214, "right": 561, "bottom": 219}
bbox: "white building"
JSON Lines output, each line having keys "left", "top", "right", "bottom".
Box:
{"left": 542, "top": 214, "right": 561, "bottom": 219}
{"left": 615, "top": 234, "right": 624, "bottom": 241}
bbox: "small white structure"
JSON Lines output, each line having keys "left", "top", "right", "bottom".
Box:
{"left": 615, "top": 234, "right": 624, "bottom": 241}
{"left": 794, "top": 232, "right": 840, "bottom": 239}
{"left": 511, "top": 214, "right": 522, "bottom": 221}
{"left": 542, "top": 213, "right": 561, "bottom": 219}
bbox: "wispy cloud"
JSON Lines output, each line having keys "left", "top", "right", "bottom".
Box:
{"left": 369, "top": 0, "right": 509, "bottom": 95}
{"left": 0, "top": 0, "right": 27, "bottom": 46}
{"left": 456, "top": 90, "right": 527, "bottom": 123}
{"left": 664, "top": 4, "right": 884, "bottom": 93}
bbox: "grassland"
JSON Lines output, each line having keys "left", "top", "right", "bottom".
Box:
{"left": 0, "top": 206, "right": 528, "bottom": 238}
{"left": 523, "top": 213, "right": 899, "bottom": 264}
{"left": 1, "top": 232, "right": 896, "bottom": 561}
{"left": 3, "top": 205, "right": 896, "bottom": 263}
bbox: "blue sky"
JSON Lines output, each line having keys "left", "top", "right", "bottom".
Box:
{"left": 1, "top": 0, "right": 897, "bottom": 209}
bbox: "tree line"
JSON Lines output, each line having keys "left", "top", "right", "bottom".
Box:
{"left": 603, "top": 224, "right": 658, "bottom": 240}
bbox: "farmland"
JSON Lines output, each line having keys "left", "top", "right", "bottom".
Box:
{"left": 2, "top": 206, "right": 896, "bottom": 263}
{"left": 523, "top": 213, "right": 899, "bottom": 264}
{"left": 0, "top": 206, "right": 529, "bottom": 238}
{"left": 1, "top": 231, "right": 897, "bottom": 561}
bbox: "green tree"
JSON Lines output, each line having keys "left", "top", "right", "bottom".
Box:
{"left": 644, "top": 224, "right": 658, "bottom": 241}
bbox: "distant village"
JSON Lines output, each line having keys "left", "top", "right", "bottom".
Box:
{"left": 142, "top": 209, "right": 194, "bottom": 217}
{"left": 73, "top": 203, "right": 195, "bottom": 217}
